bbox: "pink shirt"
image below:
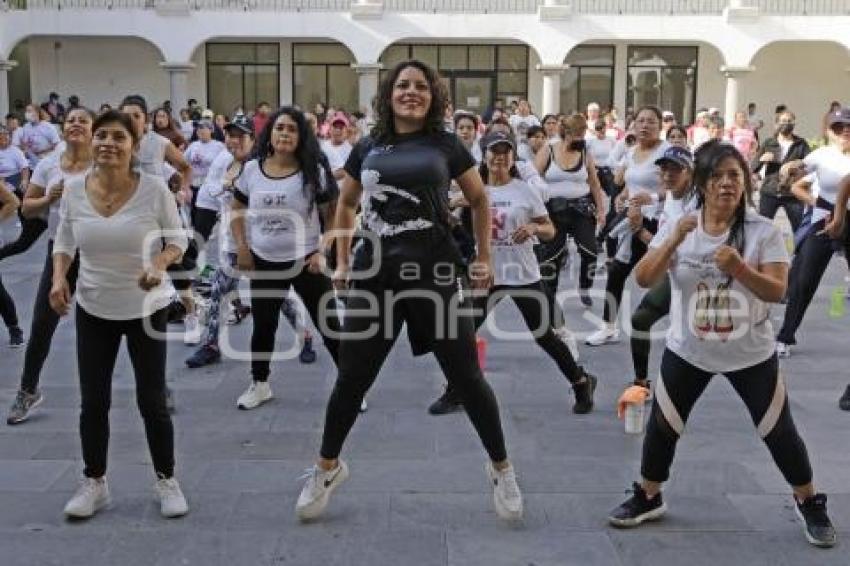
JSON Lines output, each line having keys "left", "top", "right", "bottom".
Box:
{"left": 729, "top": 126, "right": 756, "bottom": 158}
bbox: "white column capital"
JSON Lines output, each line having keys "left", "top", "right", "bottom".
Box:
{"left": 0, "top": 60, "right": 18, "bottom": 72}
{"left": 351, "top": 62, "right": 382, "bottom": 75}
{"left": 720, "top": 65, "right": 755, "bottom": 77}
{"left": 536, "top": 63, "right": 569, "bottom": 75}
{"left": 160, "top": 61, "right": 196, "bottom": 73}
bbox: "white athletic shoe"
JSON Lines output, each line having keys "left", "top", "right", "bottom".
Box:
{"left": 485, "top": 461, "right": 523, "bottom": 521}
{"left": 776, "top": 342, "right": 792, "bottom": 359}
{"left": 184, "top": 314, "right": 201, "bottom": 345}
{"left": 64, "top": 477, "right": 110, "bottom": 519}
{"left": 295, "top": 460, "right": 350, "bottom": 520}
{"left": 155, "top": 477, "right": 189, "bottom": 518}
{"left": 236, "top": 381, "right": 273, "bottom": 410}
{"left": 554, "top": 327, "right": 580, "bottom": 362}
{"left": 585, "top": 326, "right": 620, "bottom": 346}
{"left": 359, "top": 398, "right": 368, "bottom": 413}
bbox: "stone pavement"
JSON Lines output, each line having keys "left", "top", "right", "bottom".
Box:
{"left": 0, "top": 237, "right": 848, "bottom": 566}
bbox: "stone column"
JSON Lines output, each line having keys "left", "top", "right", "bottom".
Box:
{"left": 351, "top": 62, "right": 381, "bottom": 124}
{"left": 537, "top": 64, "right": 568, "bottom": 116}
{"left": 721, "top": 65, "right": 753, "bottom": 128}
{"left": 160, "top": 62, "right": 195, "bottom": 117}
{"left": 0, "top": 60, "right": 18, "bottom": 118}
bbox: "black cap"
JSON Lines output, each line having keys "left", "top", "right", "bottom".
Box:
{"left": 479, "top": 131, "right": 516, "bottom": 154}
{"left": 827, "top": 107, "right": 850, "bottom": 128}
{"left": 655, "top": 145, "right": 694, "bottom": 170}
{"left": 224, "top": 114, "right": 253, "bottom": 135}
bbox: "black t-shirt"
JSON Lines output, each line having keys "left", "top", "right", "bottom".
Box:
{"left": 344, "top": 130, "right": 475, "bottom": 265}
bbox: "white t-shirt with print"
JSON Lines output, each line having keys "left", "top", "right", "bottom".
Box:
{"left": 487, "top": 179, "right": 548, "bottom": 286}
{"left": 651, "top": 209, "right": 789, "bottom": 373}
{"left": 31, "top": 151, "right": 89, "bottom": 240}
{"left": 509, "top": 114, "right": 541, "bottom": 140}
{"left": 12, "top": 122, "right": 60, "bottom": 167}
{"left": 234, "top": 159, "right": 325, "bottom": 263}
{"left": 184, "top": 139, "right": 226, "bottom": 187}
{"left": 321, "top": 140, "right": 353, "bottom": 173}
{"left": 0, "top": 146, "right": 28, "bottom": 179}
{"left": 195, "top": 150, "right": 233, "bottom": 212}
{"left": 803, "top": 145, "right": 850, "bottom": 223}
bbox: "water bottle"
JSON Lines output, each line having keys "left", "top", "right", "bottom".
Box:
{"left": 829, "top": 287, "right": 845, "bottom": 319}
{"left": 624, "top": 402, "right": 646, "bottom": 435}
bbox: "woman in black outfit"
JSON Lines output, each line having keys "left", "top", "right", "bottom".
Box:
{"left": 295, "top": 60, "right": 523, "bottom": 523}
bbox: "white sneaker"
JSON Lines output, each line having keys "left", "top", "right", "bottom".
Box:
{"left": 155, "top": 477, "right": 189, "bottom": 518}
{"left": 64, "top": 477, "right": 110, "bottom": 519}
{"left": 295, "top": 459, "right": 350, "bottom": 520}
{"left": 359, "top": 398, "right": 368, "bottom": 413}
{"left": 236, "top": 381, "right": 273, "bottom": 410}
{"left": 554, "top": 327, "right": 580, "bottom": 361}
{"left": 585, "top": 326, "right": 620, "bottom": 346}
{"left": 485, "top": 461, "right": 523, "bottom": 521}
{"left": 776, "top": 342, "right": 792, "bottom": 358}
{"left": 184, "top": 314, "right": 201, "bottom": 345}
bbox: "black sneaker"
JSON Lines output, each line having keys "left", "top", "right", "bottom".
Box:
{"left": 609, "top": 482, "right": 667, "bottom": 528}
{"left": 795, "top": 493, "right": 837, "bottom": 548}
{"left": 8, "top": 326, "right": 24, "bottom": 348}
{"left": 186, "top": 345, "right": 221, "bottom": 368}
{"left": 839, "top": 385, "right": 850, "bottom": 412}
{"left": 428, "top": 387, "right": 462, "bottom": 415}
{"left": 299, "top": 336, "right": 317, "bottom": 364}
{"left": 572, "top": 371, "right": 597, "bottom": 414}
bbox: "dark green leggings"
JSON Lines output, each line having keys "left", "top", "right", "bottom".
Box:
{"left": 630, "top": 277, "right": 671, "bottom": 381}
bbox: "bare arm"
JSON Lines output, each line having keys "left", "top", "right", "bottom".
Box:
{"left": 332, "top": 173, "right": 363, "bottom": 286}
{"left": 164, "top": 141, "right": 192, "bottom": 191}
{"left": 21, "top": 182, "right": 54, "bottom": 218}
{"left": 790, "top": 179, "right": 815, "bottom": 207}
{"left": 585, "top": 153, "right": 607, "bottom": 225}
{"left": 530, "top": 215, "right": 555, "bottom": 242}
{"left": 533, "top": 143, "right": 551, "bottom": 176}
{"left": 734, "top": 261, "right": 788, "bottom": 303}
{"left": 456, "top": 167, "right": 493, "bottom": 289}
{"left": 0, "top": 183, "right": 21, "bottom": 221}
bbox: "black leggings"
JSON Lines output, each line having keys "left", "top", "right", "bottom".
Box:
{"left": 538, "top": 209, "right": 598, "bottom": 319}
{"left": 641, "top": 349, "right": 812, "bottom": 487}
{"left": 76, "top": 305, "right": 174, "bottom": 479}
{"left": 319, "top": 263, "right": 507, "bottom": 462}
{"left": 473, "top": 281, "right": 582, "bottom": 383}
{"left": 248, "top": 252, "right": 339, "bottom": 382}
{"left": 630, "top": 277, "right": 671, "bottom": 381}
{"left": 777, "top": 217, "right": 850, "bottom": 345}
{"left": 759, "top": 193, "right": 804, "bottom": 233}
{"left": 0, "top": 274, "right": 18, "bottom": 330}
{"left": 0, "top": 216, "right": 46, "bottom": 261}
{"left": 603, "top": 231, "right": 651, "bottom": 324}
{"left": 192, "top": 206, "right": 218, "bottom": 248}
{"left": 19, "top": 241, "right": 79, "bottom": 394}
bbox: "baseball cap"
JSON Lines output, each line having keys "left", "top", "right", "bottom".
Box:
{"left": 827, "top": 107, "right": 850, "bottom": 128}
{"left": 330, "top": 112, "right": 350, "bottom": 127}
{"left": 224, "top": 114, "right": 253, "bottom": 135}
{"left": 201, "top": 109, "right": 215, "bottom": 120}
{"left": 655, "top": 145, "right": 693, "bottom": 170}
{"left": 196, "top": 119, "right": 214, "bottom": 130}
{"left": 479, "top": 131, "right": 516, "bottom": 153}
{"left": 662, "top": 111, "right": 675, "bottom": 120}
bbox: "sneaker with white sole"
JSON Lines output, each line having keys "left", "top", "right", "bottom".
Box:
{"left": 155, "top": 477, "right": 189, "bottom": 518}
{"left": 776, "top": 341, "right": 791, "bottom": 358}
{"left": 608, "top": 482, "right": 667, "bottom": 527}
{"left": 7, "top": 389, "right": 44, "bottom": 425}
{"left": 485, "top": 461, "right": 523, "bottom": 521}
{"left": 295, "top": 460, "right": 350, "bottom": 520}
{"left": 554, "top": 327, "right": 580, "bottom": 362}
{"left": 585, "top": 326, "right": 620, "bottom": 346}
{"left": 64, "top": 477, "right": 110, "bottom": 519}
{"left": 359, "top": 398, "right": 368, "bottom": 413}
{"left": 236, "top": 381, "right": 273, "bottom": 410}
{"left": 184, "top": 314, "right": 201, "bottom": 345}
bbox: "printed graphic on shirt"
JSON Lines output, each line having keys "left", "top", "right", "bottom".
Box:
{"left": 361, "top": 168, "right": 434, "bottom": 237}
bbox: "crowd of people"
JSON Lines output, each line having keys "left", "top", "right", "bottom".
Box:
{"left": 0, "top": 60, "right": 845, "bottom": 548}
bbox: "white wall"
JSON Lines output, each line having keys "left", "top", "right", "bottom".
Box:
{"left": 28, "top": 37, "right": 204, "bottom": 111}
{"left": 739, "top": 42, "right": 850, "bottom": 140}
{"left": 527, "top": 49, "right": 542, "bottom": 115}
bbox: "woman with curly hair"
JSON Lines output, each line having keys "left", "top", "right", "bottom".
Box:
{"left": 230, "top": 107, "right": 340, "bottom": 410}
{"left": 295, "top": 60, "right": 522, "bottom": 523}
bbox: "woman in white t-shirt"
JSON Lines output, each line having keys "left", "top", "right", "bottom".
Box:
{"left": 0, "top": 182, "right": 23, "bottom": 347}
{"left": 775, "top": 108, "right": 850, "bottom": 358}
{"left": 473, "top": 132, "right": 597, "bottom": 413}
{"left": 12, "top": 103, "right": 60, "bottom": 168}
{"left": 184, "top": 120, "right": 226, "bottom": 242}
{"left": 231, "top": 107, "right": 340, "bottom": 410}
{"left": 609, "top": 141, "right": 836, "bottom": 549}
{"left": 5, "top": 107, "right": 95, "bottom": 426}
{"left": 588, "top": 106, "right": 669, "bottom": 346}
{"left": 50, "top": 110, "right": 189, "bottom": 521}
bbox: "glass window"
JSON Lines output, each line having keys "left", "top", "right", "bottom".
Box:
{"left": 247, "top": 65, "right": 279, "bottom": 109}
{"left": 257, "top": 44, "right": 280, "bottom": 64}
{"left": 327, "top": 66, "right": 359, "bottom": 112}
{"left": 207, "top": 43, "right": 257, "bottom": 63}
{"left": 566, "top": 46, "right": 614, "bottom": 66}
{"left": 559, "top": 67, "right": 580, "bottom": 114}
{"left": 208, "top": 65, "right": 244, "bottom": 115}
{"left": 497, "top": 71, "right": 526, "bottom": 94}
{"left": 469, "top": 46, "right": 495, "bottom": 70}
{"left": 381, "top": 45, "right": 410, "bottom": 68}
{"left": 294, "top": 65, "right": 328, "bottom": 111}
{"left": 628, "top": 46, "right": 697, "bottom": 67}
{"left": 293, "top": 43, "right": 354, "bottom": 64}
{"left": 626, "top": 46, "right": 698, "bottom": 123}
{"left": 439, "top": 46, "right": 467, "bottom": 70}
{"left": 498, "top": 46, "right": 528, "bottom": 70}
{"left": 578, "top": 67, "right": 613, "bottom": 111}
{"left": 412, "top": 45, "right": 439, "bottom": 69}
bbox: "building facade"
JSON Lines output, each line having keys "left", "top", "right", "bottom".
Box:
{"left": 2, "top": 1, "right": 850, "bottom": 137}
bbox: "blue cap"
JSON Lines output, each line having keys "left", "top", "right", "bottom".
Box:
{"left": 655, "top": 145, "right": 693, "bottom": 170}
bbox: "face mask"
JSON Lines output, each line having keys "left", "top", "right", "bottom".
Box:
{"left": 778, "top": 124, "right": 794, "bottom": 135}
{"left": 569, "top": 139, "right": 586, "bottom": 151}
{"left": 25, "top": 111, "right": 37, "bottom": 123}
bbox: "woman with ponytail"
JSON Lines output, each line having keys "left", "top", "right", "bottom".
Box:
{"left": 608, "top": 140, "right": 836, "bottom": 549}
